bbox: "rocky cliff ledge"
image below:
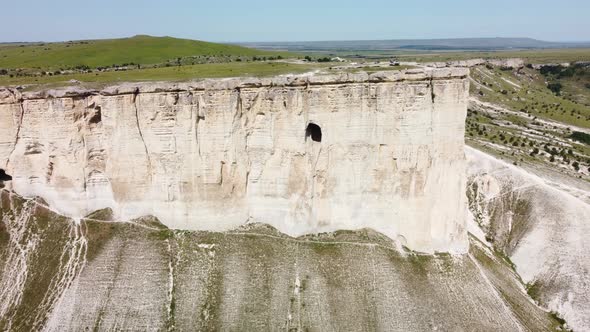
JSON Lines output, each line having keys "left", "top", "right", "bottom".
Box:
{"left": 0, "top": 68, "right": 469, "bottom": 253}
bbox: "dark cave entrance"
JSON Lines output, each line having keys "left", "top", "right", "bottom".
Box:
{"left": 88, "top": 107, "right": 102, "bottom": 124}
{"left": 0, "top": 169, "right": 11, "bottom": 182}
{"left": 306, "top": 123, "right": 322, "bottom": 142}
{"left": 0, "top": 169, "right": 11, "bottom": 188}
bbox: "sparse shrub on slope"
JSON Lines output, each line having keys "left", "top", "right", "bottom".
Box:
{"left": 570, "top": 131, "right": 590, "bottom": 145}
{"left": 547, "top": 82, "right": 562, "bottom": 95}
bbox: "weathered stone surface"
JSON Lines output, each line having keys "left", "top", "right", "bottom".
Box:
{"left": 0, "top": 68, "right": 469, "bottom": 253}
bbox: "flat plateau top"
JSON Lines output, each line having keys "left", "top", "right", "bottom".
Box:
{"left": 0, "top": 67, "right": 469, "bottom": 101}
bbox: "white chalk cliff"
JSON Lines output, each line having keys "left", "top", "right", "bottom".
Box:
{"left": 0, "top": 68, "right": 469, "bottom": 253}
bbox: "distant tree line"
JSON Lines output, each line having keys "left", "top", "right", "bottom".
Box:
{"left": 538, "top": 63, "right": 590, "bottom": 95}
{"left": 304, "top": 55, "right": 331, "bottom": 63}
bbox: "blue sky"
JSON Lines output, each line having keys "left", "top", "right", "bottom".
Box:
{"left": 2, "top": 0, "right": 589, "bottom": 42}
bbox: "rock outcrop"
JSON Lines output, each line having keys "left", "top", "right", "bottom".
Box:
{"left": 427, "top": 58, "right": 525, "bottom": 69}
{"left": 0, "top": 68, "right": 469, "bottom": 253}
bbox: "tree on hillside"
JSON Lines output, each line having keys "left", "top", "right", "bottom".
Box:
{"left": 570, "top": 131, "right": 590, "bottom": 145}
{"left": 547, "top": 82, "right": 562, "bottom": 95}
{"left": 573, "top": 161, "right": 580, "bottom": 171}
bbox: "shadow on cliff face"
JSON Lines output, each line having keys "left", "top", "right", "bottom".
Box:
{"left": 0, "top": 169, "right": 11, "bottom": 188}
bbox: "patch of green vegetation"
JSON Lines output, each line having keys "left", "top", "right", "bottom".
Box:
{"left": 0, "top": 195, "right": 73, "bottom": 331}
{"left": 538, "top": 63, "right": 590, "bottom": 105}
{"left": 525, "top": 280, "right": 543, "bottom": 302}
{"left": 407, "top": 253, "right": 432, "bottom": 272}
{"left": 151, "top": 229, "right": 175, "bottom": 241}
{"left": 85, "top": 208, "right": 114, "bottom": 221}
{"left": 549, "top": 311, "right": 568, "bottom": 327}
{"left": 344, "top": 65, "right": 417, "bottom": 73}
{"left": 132, "top": 216, "right": 168, "bottom": 230}
{"left": 310, "top": 242, "right": 343, "bottom": 257}
{"left": 474, "top": 66, "right": 590, "bottom": 128}
{"left": 469, "top": 242, "right": 499, "bottom": 272}
{"left": 300, "top": 227, "right": 394, "bottom": 248}
{"left": 494, "top": 249, "right": 517, "bottom": 272}
{"left": 84, "top": 220, "right": 117, "bottom": 262}
{"left": 570, "top": 131, "right": 590, "bottom": 144}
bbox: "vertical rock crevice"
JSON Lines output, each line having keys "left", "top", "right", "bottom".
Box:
{"left": 5, "top": 89, "right": 25, "bottom": 169}
{"left": 232, "top": 87, "right": 246, "bottom": 156}
{"left": 132, "top": 89, "right": 153, "bottom": 182}
{"left": 429, "top": 77, "right": 436, "bottom": 103}
{"left": 195, "top": 92, "right": 204, "bottom": 158}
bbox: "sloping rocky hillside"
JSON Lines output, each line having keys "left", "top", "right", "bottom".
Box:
{"left": 0, "top": 190, "right": 562, "bottom": 331}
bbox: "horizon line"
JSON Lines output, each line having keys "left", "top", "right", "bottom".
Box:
{"left": 2, "top": 34, "right": 590, "bottom": 45}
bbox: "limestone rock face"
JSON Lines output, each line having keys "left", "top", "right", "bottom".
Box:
{"left": 0, "top": 68, "right": 469, "bottom": 253}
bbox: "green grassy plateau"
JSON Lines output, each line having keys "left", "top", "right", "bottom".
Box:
{"left": 0, "top": 35, "right": 338, "bottom": 87}
{"left": 0, "top": 35, "right": 290, "bottom": 69}
{"left": 322, "top": 48, "right": 590, "bottom": 63}
{"left": 0, "top": 62, "right": 328, "bottom": 88}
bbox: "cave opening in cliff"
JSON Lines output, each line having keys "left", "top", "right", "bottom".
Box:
{"left": 0, "top": 169, "right": 11, "bottom": 188}
{"left": 0, "top": 169, "right": 11, "bottom": 182}
{"left": 88, "top": 107, "right": 102, "bottom": 124}
{"left": 306, "top": 123, "right": 322, "bottom": 142}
